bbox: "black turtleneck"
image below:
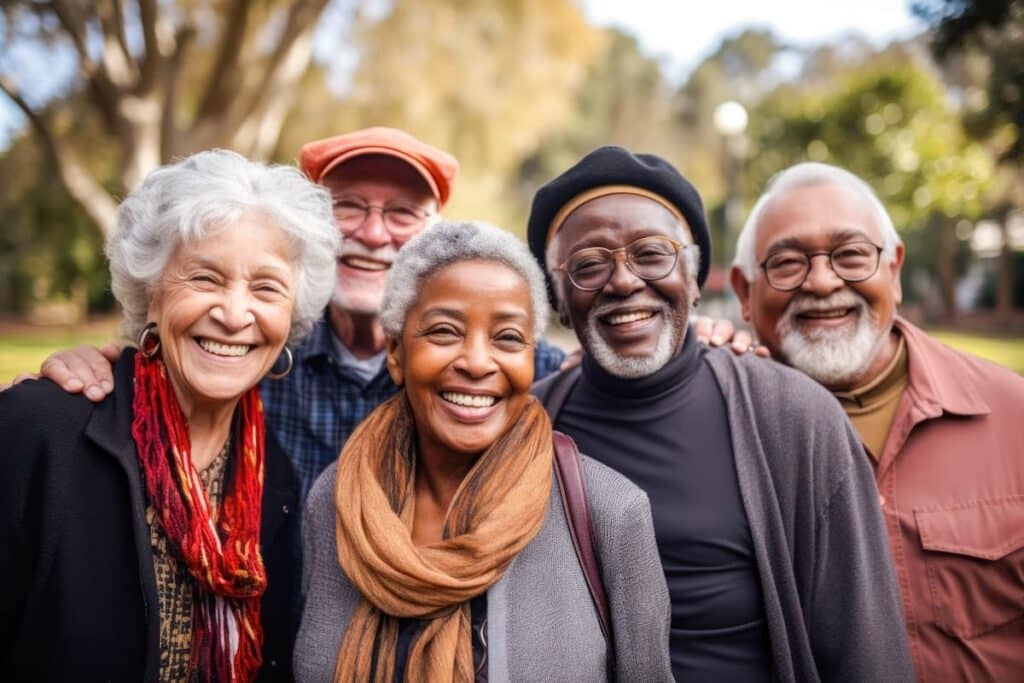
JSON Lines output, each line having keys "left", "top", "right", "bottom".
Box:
{"left": 554, "top": 330, "right": 772, "bottom": 681}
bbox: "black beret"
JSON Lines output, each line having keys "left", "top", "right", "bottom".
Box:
{"left": 527, "top": 146, "right": 712, "bottom": 298}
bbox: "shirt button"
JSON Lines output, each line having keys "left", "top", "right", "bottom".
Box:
{"left": 282, "top": 505, "right": 290, "bottom": 514}
{"left": 878, "top": 495, "right": 886, "bottom": 507}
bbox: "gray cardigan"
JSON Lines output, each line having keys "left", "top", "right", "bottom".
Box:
{"left": 535, "top": 349, "right": 914, "bottom": 681}
{"left": 294, "top": 457, "right": 673, "bottom": 682}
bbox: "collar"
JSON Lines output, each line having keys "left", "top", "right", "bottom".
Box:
{"left": 833, "top": 333, "right": 907, "bottom": 411}
{"left": 580, "top": 323, "right": 701, "bottom": 399}
{"left": 84, "top": 347, "right": 140, "bottom": 461}
{"left": 294, "top": 311, "right": 338, "bottom": 365}
{"left": 895, "top": 317, "right": 991, "bottom": 417}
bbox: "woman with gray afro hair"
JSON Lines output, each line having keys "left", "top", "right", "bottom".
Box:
{"left": 380, "top": 220, "right": 550, "bottom": 339}
{"left": 295, "top": 219, "right": 672, "bottom": 682}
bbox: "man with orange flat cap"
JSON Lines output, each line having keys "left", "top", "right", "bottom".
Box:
{"left": 31, "top": 127, "right": 567, "bottom": 500}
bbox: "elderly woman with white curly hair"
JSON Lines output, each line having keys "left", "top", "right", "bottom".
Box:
{"left": 295, "top": 220, "right": 672, "bottom": 682}
{"left": 0, "top": 149, "right": 339, "bottom": 682}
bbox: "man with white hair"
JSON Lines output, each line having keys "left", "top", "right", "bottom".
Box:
{"left": 730, "top": 161, "right": 1024, "bottom": 680}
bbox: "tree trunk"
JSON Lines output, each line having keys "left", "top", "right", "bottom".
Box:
{"left": 936, "top": 216, "right": 959, "bottom": 321}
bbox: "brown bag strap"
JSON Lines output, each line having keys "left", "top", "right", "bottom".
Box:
{"left": 552, "top": 431, "right": 612, "bottom": 645}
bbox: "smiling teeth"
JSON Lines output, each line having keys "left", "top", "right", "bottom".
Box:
{"left": 198, "top": 339, "right": 251, "bottom": 357}
{"left": 442, "top": 392, "right": 496, "bottom": 408}
{"left": 606, "top": 310, "right": 655, "bottom": 325}
{"left": 343, "top": 256, "right": 389, "bottom": 271}
{"left": 801, "top": 309, "right": 850, "bottom": 319}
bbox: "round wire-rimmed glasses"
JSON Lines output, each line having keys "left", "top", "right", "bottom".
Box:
{"left": 760, "top": 240, "right": 884, "bottom": 291}
{"left": 332, "top": 198, "right": 433, "bottom": 237}
{"left": 555, "top": 235, "right": 687, "bottom": 291}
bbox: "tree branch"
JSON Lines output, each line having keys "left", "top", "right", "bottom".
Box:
{"left": 160, "top": 23, "right": 195, "bottom": 161}
{"left": 95, "top": 0, "right": 139, "bottom": 88}
{"left": 136, "top": 0, "right": 162, "bottom": 92}
{"left": 193, "top": 0, "right": 252, "bottom": 121}
{"left": 230, "top": 0, "right": 328, "bottom": 145}
{"left": 0, "top": 77, "right": 118, "bottom": 237}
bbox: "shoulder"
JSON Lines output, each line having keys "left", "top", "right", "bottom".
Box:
{"left": 0, "top": 376, "right": 97, "bottom": 445}
{"left": 303, "top": 460, "right": 339, "bottom": 529}
{"left": 703, "top": 346, "right": 846, "bottom": 423}
{"left": 579, "top": 454, "right": 648, "bottom": 509}
{"left": 533, "top": 339, "right": 566, "bottom": 381}
{"left": 902, "top": 320, "right": 1024, "bottom": 399}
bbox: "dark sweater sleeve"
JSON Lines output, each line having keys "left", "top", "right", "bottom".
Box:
{"left": 808, "top": 414, "right": 915, "bottom": 682}
{"left": 0, "top": 380, "right": 86, "bottom": 653}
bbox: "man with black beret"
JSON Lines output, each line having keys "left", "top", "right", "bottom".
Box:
{"left": 529, "top": 146, "right": 913, "bottom": 682}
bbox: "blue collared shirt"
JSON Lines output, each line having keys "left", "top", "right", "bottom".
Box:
{"left": 260, "top": 313, "right": 566, "bottom": 501}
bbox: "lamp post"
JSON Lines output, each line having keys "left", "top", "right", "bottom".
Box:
{"left": 713, "top": 101, "right": 748, "bottom": 264}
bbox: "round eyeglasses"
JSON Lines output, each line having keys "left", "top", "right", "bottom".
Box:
{"left": 555, "top": 235, "right": 686, "bottom": 291}
{"left": 332, "top": 198, "right": 432, "bottom": 237}
{"left": 760, "top": 241, "right": 883, "bottom": 291}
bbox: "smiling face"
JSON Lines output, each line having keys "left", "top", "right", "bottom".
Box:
{"left": 321, "top": 155, "right": 438, "bottom": 317}
{"left": 549, "top": 194, "right": 697, "bottom": 378}
{"left": 387, "top": 260, "right": 535, "bottom": 461}
{"left": 731, "top": 181, "right": 905, "bottom": 390}
{"left": 147, "top": 213, "right": 296, "bottom": 412}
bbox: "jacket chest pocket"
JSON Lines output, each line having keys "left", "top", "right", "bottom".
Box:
{"left": 914, "top": 496, "right": 1024, "bottom": 638}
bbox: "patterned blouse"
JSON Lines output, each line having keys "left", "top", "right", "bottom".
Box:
{"left": 147, "top": 443, "right": 230, "bottom": 682}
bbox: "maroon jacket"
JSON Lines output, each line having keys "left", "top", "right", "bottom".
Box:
{"left": 876, "top": 318, "right": 1024, "bottom": 681}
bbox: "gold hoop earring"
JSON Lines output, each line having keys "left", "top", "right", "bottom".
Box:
{"left": 137, "top": 322, "right": 160, "bottom": 358}
{"left": 267, "top": 346, "right": 294, "bottom": 380}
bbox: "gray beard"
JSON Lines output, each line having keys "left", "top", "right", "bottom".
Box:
{"left": 776, "top": 290, "right": 888, "bottom": 388}
{"left": 582, "top": 301, "right": 687, "bottom": 379}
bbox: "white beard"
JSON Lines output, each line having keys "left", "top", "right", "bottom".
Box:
{"left": 776, "top": 290, "right": 888, "bottom": 388}
{"left": 582, "top": 300, "right": 688, "bottom": 379}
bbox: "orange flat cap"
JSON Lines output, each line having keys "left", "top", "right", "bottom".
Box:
{"left": 299, "top": 127, "right": 459, "bottom": 208}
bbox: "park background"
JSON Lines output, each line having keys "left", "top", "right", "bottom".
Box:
{"left": 1, "top": 0, "right": 1023, "bottom": 380}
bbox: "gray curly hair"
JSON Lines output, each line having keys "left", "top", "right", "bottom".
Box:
{"left": 380, "top": 220, "right": 550, "bottom": 339}
{"left": 106, "top": 149, "right": 340, "bottom": 344}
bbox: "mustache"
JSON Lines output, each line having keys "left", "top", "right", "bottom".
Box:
{"left": 784, "top": 290, "right": 867, "bottom": 317}
{"left": 338, "top": 238, "right": 398, "bottom": 264}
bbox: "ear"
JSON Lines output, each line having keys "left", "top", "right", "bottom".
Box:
{"left": 385, "top": 337, "right": 404, "bottom": 386}
{"left": 729, "top": 266, "right": 754, "bottom": 322}
{"left": 888, "top": 243, "right": 905, "bottom": 305}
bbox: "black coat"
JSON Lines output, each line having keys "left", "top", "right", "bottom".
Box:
{"left": 0, "top": 349, "right": 299, "bottom": 682}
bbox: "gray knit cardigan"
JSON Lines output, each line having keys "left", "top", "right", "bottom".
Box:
{"left": 294, "top": 457, "right": 674, "bottom": 682}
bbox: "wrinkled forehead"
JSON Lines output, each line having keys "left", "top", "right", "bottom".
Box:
{"left": 755, "top": 181, "right": 883, "bottom": 255}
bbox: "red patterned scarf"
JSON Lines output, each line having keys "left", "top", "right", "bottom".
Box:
{"left": 131, "top": 352, "right": 268, "bottom": 682}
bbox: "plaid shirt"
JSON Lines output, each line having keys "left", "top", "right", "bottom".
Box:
{"left": 261, "top": 314, "right": 566, "bottom": 502}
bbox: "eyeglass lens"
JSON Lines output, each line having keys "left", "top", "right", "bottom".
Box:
{"left": 566, "top": 236, "right": 680, "bottom": 290}
{"left": 763, "top": 241, "right": 880, "bottom": 290}
{"left": 333, "top": 200, "right": 427, "bottom": 234}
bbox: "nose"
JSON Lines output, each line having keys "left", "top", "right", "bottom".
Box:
{"left": 349, "top": 208, "right": 392, "bottom": 249}
{"left": 603, "top": 252, "right": 645, "bottom": 297}
{"left": 210, "top": 285, "right": 255, "bottom": 331}
{"left": 454, "top": 332, "right": 497, "bottom": 379}
{"left": 801, "top": 253, "right": 845, "bottom": 296}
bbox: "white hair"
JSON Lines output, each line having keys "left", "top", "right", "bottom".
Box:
{"left": 106, "top": 149, "right": 340, "bottom": 344}
{"left": 732, "top": 162, "right": 903, "bottom": 281}
{"left": 380, "top": 220, "right": 550, "bottom": 339}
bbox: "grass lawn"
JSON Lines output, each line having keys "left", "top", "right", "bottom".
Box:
{"left": 1, "top": 321, "right": 1022, "bottom": 383}
{"left": 928, "top": 330, "right": 1024, "bottom": 375}
{"left": 0, "top": 321, "right": 120, "bottom": 383}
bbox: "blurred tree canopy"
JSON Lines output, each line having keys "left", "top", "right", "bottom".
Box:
{"left": 0, "top": 0, "right": 1021, "bottom": 321}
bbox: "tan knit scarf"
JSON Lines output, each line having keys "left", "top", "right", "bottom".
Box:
{"left": 333, "top": 392, "right": 554, "bottom": 682}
